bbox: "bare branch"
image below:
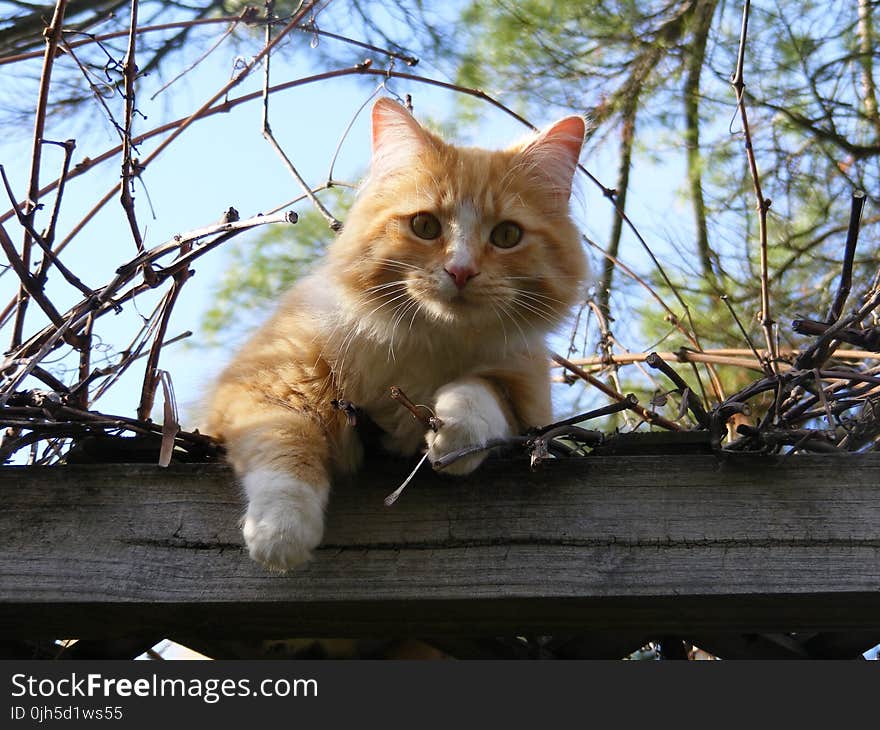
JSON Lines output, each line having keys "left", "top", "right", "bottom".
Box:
{"left": 11, "top": 0, "right": 69, "bottom": 350}
{"left": 551, "top": 351, "right": 682, "bottom": 431}
{"left": 119, "top": 0, "right": 145, "bottom": 254}
{"left": 730, "top": 0, "right": 777, "bottom": 370}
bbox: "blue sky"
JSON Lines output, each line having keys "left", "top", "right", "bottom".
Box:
{"left": 1, "top": 6, "right": 660, "bottom": 429}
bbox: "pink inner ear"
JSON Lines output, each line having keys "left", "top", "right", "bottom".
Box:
{"left": 521, "top": 115, "right": 586, "bottom": 197}
{"left": 370, "top": 98, "right": 431, "bottom": 177}
{"left": 543, "top": 116, "right": 586, "bottom": 164}
{"left": 371, "top": 98, "right": 401, "bottom": 151}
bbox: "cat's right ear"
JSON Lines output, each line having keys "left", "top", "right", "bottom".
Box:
{"left": 370, "top": 98, "right": 435, "bottom": 177}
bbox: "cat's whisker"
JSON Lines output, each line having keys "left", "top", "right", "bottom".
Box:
{"left": 337, "top": 258, "right": 415, "bottom": 281}
{"left": 491, "top": 296, "right": 533, "bottom": 357}
{"left": 509, "top": 288, "right": 571, "bottom": 306}
{"left": 388, "top": 297, "right": 422, "bottom": 362}
{"left": 482, "top": 286, "right": 561, "bottom": 324}
{"left": 372, "top": 265, "right": 411, "bottom": 275}
{"left": 407, "top": 300, "right": 425, "bottom": 334}
{"left": 332, "top": 332, "right": 356, "bottom": 390}
{"left": 386, "top": 299, "right": 410, "bottom": 362}
{"left": 489, "top": 285, "right": 567, "bottom": 327}
{"left": 516, "top": 308, "right": 558, "bottom": 328}
{"left": 511, "top": 291, "right": 562, "bottom": 313}
{"left": 512, "top": 298, "right": 560, "bottom": 327}
{"left": 312, "top": 298, "right": 371, "bottom": 378}
{"left": 318, "top": 286, "right": 400, "bottom": 342}
{"left": 394, "top": 296, "right": 420, "bottom": 326}
{"left": 333, "top": 288, "right": 415, "bottom": 382}
{"left": 360, "top": 290, "right": 413, "bottom": 318}
{"left": 362, "top": 280, "right": 409, "bottom": 295}
{"left": 515, "top": 301, "right": 563, "bottom": 319}
{"left": 504, "top": 275, "right": 585, "bottom": 280}
{"left": 487, "top": 300, "right": 510, "bottom": 352}
{"left": 332, "top": 315, "right": 371, "bottom": 390}
{"left": 373, "top": 257, "right": 419, "bottom": 272}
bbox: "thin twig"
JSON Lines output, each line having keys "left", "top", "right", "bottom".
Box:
{"left": 796, "top": 289, "right": 880, "bottom": 370}
{"left": 74, "top": 313, "right": 94, "bottom": 410}
{"left": 39, "top": 138, "right": 76, "bottom": 255}
{"left": 384, "top": 451, "right": 430, "bottom": 506}
{"left": 389, "top": 385, "right": 442, "bottom": 431}
{"left": 645, "top": 352, "right": 710, "bottom": 428}
{"left": 533, "top": 397, "right": 637, "bottom": 434}
{"left": 827, "top": 190, "right": 867, "bottom": 323}
{"left": 0, "top": 316, "right": 78, "bottom": 407}
{"left": 587, "top": 299, "right": 626, "bottom": 402}
{"left": 0, "top": 166, "right": 94, "bottom": 298}
{"left": 149, "top": 14, "right": 244, "bottom": 101}
{"left": 81, "top": 329, "right": 191, "bottom": 408}
{"left": 431, "top": 437, "right": 529, "bottom": 472}
{"left": 120, "top": 0, "right": 145, "bottom": 254}
{"left": 731, "top": 0, "right": 777, "bottom": 371}
{"left": 326, "top": 83, "right": 384, "bottom": 185}
{"left": 812, "top": 368, "right": 835, "bottom": 429}
{"left": 795, "top": 189, "right": 871, "bottom": 369}
{"left": 2, "top": 208, "right": 296, "bottom": 394}
{"left": 582, "top": 234, "right": 725, "bottom": 400}
{"left": 721, "top": 293, "right": 769, "bottom": 374}
{"left": 0, "top": 14, "right": 251, "bottom": 66}
{"left": 294, "top": 20, "right": 419, "bottom": 67}
{"left": 11, "top": 0, "right": 69, "bottom": 350}
{"left": 57, "top": 37, "right": 125, "bottom": 145}
{"left": 551, "top": 351, "right": 682, "bottom": 431}
{"left": 0, "top": 220, "right": 71, "bottom": 336}
{"left": 261, "top": 3, "right": 342, "bottom": 231}
{"left": 136, "top": 266, "right": 192, "bottom": 422}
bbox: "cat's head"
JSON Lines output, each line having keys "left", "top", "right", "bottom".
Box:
{"left": 329, "top": 98, "right": 588, "bottom": 342}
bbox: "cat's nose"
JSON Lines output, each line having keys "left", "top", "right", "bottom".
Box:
{"left": 444, "top": 265, "right": 479, "bottom": 289}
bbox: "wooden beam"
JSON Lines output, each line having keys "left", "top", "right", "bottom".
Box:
{"left": 2, "top": 455, "right": 880, "bottom": 638}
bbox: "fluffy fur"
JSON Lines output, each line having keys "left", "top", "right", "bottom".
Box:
{"left": 205, "top": 98, "right": 588, "bottom": 570}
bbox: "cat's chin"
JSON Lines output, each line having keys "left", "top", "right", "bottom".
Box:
{"left": 419, "top": 294, "right": 483, "bottom": 325}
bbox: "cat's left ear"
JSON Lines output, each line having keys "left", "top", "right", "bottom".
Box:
{"left": 370, "top": 98, "right": 437, "bottom": 178}
{"left": 516, "top": 116, "right": 586, "bottom": 199}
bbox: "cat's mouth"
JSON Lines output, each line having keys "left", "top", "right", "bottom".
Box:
{"left": 412, "top": 284, "right": 482, "bottom": 323}
{"left": 431, "top": 281, "right": 480, "bottom": 307}
{"left": 444, "top": 289, "right": 472, "bottom": 305}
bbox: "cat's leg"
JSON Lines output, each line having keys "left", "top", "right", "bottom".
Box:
{"left": 241, "top": 464, "right": 327, "bottom": 571}
{"left": 425, "top": 377, "right": 517, "bottom": 475}
{"left": 221, "top": 405, "right": 333, "bottom": 571}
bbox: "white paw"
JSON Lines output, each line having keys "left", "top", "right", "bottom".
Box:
{"left": 241, "top": 469, "right": 327, "bottom": 571}
{"left": 426, "top": 380, "right": 512, "bottom": 476}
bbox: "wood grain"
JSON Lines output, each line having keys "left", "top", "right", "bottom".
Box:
{"left": 1, "top": 454, "right": 879, "bottom": 637}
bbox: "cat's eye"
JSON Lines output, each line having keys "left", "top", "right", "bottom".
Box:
{"left": 490, "top": 221, "right": 523, "bottom": 249}
{"left": 410, "top": 212, "right": 442, "bottom": 240}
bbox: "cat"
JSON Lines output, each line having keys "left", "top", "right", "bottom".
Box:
{"left": 204, "top": 97, "right": 588, "bottom": 570}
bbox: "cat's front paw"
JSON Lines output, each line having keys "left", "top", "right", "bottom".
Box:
{"left": 241, "top": 469, "right": 327, "bottom": 571}
{"left": 426, "top": 380, "right": 512, "bottom": 476}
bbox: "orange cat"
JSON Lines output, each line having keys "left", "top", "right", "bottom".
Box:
{"left": 205, "top": 98, "right": 588, "bottom": 570}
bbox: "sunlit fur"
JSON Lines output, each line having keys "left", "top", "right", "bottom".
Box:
{"left": 204, "top": 99, "right": 588, "bottom": 570}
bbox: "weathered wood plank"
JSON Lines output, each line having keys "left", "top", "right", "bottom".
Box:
{"left": 1, "top": 455, "right": 879, "bottom": 637}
